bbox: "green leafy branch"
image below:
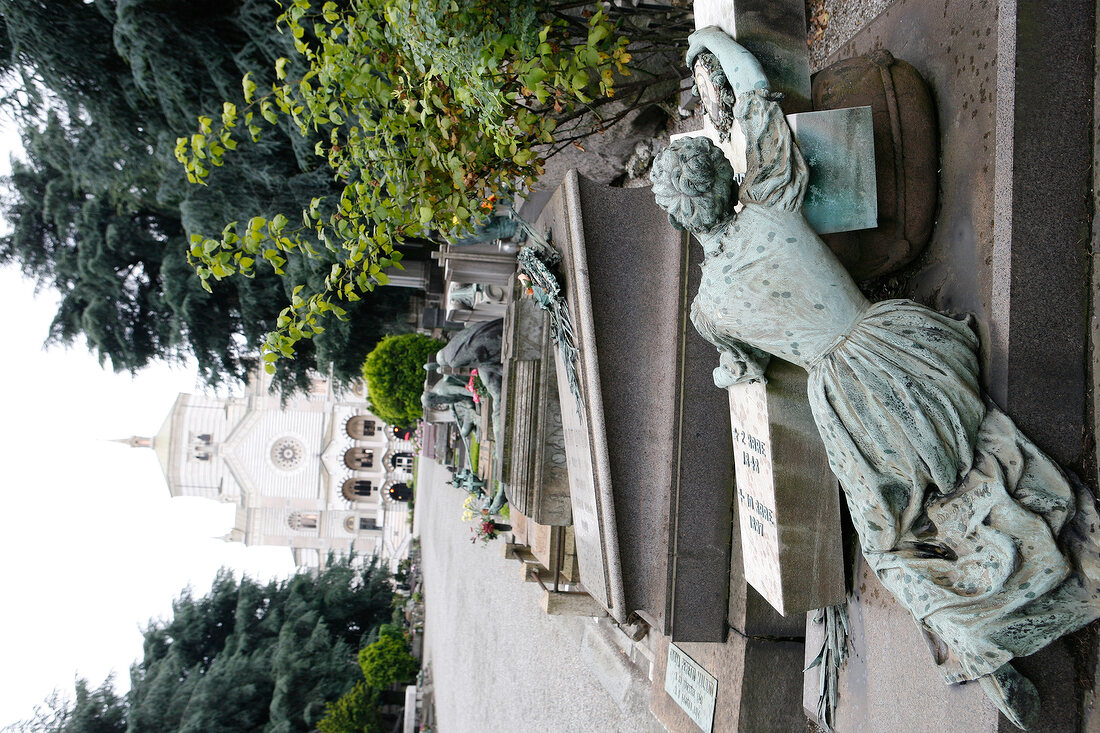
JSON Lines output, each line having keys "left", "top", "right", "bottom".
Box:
{"left": 175, "top": 0, "right": 640, "bottom": 372}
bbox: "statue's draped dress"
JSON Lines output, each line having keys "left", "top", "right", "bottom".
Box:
{"left": 690, "top": 91, "right": 1100, "bottom": 683}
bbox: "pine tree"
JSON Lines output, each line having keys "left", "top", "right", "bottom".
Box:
{"left": 9, "top": 558, "right": 396, "bottom": 733}
{"left": 0, "top": 0, "right": 415, "bottom": 393}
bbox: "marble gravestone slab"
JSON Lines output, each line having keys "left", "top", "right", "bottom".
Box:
{"left": 551, "top": 300, "right": 618, "bottom": 614}
{"left": 727, "top": 360, "right": 845, "bottom": 616}
{"left": 499, "top": 280, "right": 572, "bottom": 526}
{"left": 536, "top": 170, "right": 736, "bottom": 640}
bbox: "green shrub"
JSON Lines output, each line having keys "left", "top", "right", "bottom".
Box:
{"left": 317, "top": 681, "right": 384, "bottom": 733}
{"left": 362, "top": 333, "right": 445, "bottom": 426}
{"left": 358, "top": 633, "right": 419, "bottom": 689}
{"left": 175, "top": 0, "right": 675, "bottom": 369}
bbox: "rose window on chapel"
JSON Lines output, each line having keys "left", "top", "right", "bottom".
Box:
{"left": 270, "top": 437, "right": 305, "bottom": 470}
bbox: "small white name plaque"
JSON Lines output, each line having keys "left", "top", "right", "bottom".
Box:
{"left": 665, "top": 644, "right": 718, "bottom": 733}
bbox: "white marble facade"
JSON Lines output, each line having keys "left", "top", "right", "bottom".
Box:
{"left": 132, "top": 371, "right": 416, "bottom": 569}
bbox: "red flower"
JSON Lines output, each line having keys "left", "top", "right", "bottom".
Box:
{"left": 465, "top": 373, "right": 481, "bottom": 404}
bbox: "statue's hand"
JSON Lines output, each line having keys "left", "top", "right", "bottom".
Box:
{"left": 686, "top": 26, "right": 769, "bottom": 97}
{"left": 713, "top": 347, "right": 769, "bottom": 387}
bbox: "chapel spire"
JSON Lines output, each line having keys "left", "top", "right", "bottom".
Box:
{"left": 112, "top": 435, "right": 154, "bottom": 448}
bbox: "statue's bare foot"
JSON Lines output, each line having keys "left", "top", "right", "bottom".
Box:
{"left": 977, "top": 663, "right": 1039, "bottom": 730}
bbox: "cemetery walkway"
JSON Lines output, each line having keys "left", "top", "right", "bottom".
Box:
{"left": 415, "top": 458, "right": 664, "bottom": 732}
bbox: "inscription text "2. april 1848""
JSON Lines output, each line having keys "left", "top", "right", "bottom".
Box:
{"left": 734, "top": 427, "right": 767, "bottom": 474}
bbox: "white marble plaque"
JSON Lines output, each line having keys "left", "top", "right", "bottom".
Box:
{"left": 727, "top": 380, "right": 784, "bottom": 612}
{"left": 665, "top": 644, "right": 718, "bottom": 733}
{"left": 725, "top": 361, "right": 846, "bottom": 617}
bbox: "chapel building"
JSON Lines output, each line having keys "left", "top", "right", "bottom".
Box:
{"left": 122, "top": 371, "right": 416, "bottom": 569}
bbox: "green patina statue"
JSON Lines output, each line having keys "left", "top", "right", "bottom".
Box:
{"left": 421, "top": 371, "right": 479, "bottom": 438}
{"left": 449, "top": 467, "right": 486, "bottom": 494}
{"left": 449, "top": 467, "right": 505, "bottom": 514}
{"left": 652, "top": 27, "right": 1100, "bottom": 729}
{"left": 429, "top": 319, "right": 505, "bottom": 446}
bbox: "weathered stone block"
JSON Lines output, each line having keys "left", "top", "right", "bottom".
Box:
{"left": 541, "top": 590, "right": 609, "bottom": 617}
{"left": 498, "top": 287, "right": 572, "bottom": 525}
{"left": 802, "top": 556, "right": 997, "bottom": 732}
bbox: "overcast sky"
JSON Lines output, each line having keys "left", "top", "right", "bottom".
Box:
{"left": 0, "top": 143, "right": 297, "bottom": 726}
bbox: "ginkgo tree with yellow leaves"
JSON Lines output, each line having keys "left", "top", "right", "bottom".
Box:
{"left": 176, "top": 0, "right": 686, "bottom": 373}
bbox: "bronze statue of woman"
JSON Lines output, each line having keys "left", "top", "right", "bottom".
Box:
{"left": 651, "top": 26, "right": 1100, "bottom": 729}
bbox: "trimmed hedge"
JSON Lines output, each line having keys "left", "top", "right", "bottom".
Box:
{"left": 361, "top": 333, "right": 446, "bottom": 426}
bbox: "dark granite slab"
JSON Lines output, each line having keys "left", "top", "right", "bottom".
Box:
{"left": 536, "top": 171, "right": 736, "bottom": 641}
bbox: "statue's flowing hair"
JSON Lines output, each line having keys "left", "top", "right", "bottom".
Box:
{"left": 650, "top": 136, "right": 737, "bottom": 234}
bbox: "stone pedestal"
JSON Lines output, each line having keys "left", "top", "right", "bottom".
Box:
{"left": 650, "top": 602, "right": 805, "bottom": 733}
{"left": 648, "top": 480, "right": 810, "bottom": 733}
{"left": 537, "top": 171, "right": 735, "bottom": 642}
{"left": 727, "top": 359, "right": 844, "bottom": 617}
{"left": 431, "top": 240, "right": 517, "bottom": 288}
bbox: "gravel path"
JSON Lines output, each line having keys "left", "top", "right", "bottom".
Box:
{"left": 415, "top": 459, "right": 663, "bottom": 733}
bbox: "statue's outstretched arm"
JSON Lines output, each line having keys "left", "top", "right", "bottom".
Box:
{"left": 736, "top": 90, "right": 809, "bottom": 211}
{"left": 686, "top": 26, "right": 769, "bottom": 97}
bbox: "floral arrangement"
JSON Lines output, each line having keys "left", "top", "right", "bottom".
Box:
{"left": 515, "top": 226, "right": 583, "bottom": 414}
{"left": 464, "top": 368, "right": 490, "bottom": 405}
{"left": 461, "top": 494, "right": 479, "bottom": 522}
{"left": 470, "top": 517, "right": 502, "bottom": 544}
{"left": 517, "top": 272, "right": 535, "bottom": 296}
{"left": 464, "top": 494, "right": 510, "bottom": 544}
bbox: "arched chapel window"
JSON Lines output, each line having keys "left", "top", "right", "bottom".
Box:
{"left": 346, "top": 416, "right": 377, "bottom": 439}
{"left": 344, "top": 448, "right": 374, "bottom": 469}
{"left": 341, "top": 479, "right": 373, "bottom": 501}
{"left": 390, "top": 452, "right": 415, "bottom": 470}
{"left": 343, "top": 516, "right": 380, "bottom": 532}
